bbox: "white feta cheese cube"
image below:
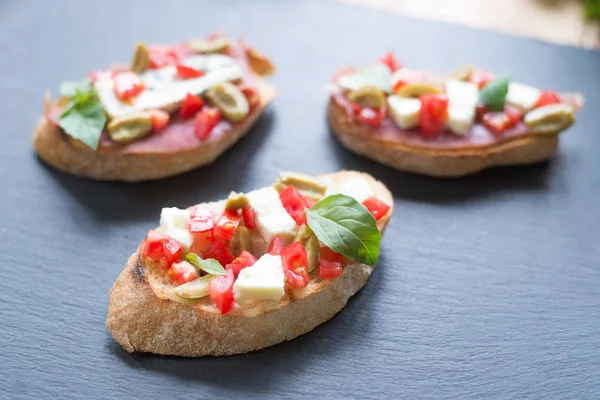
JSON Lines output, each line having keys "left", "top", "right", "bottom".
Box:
{"left": 158, "top": 207, "right": 193, "bottom": 250}
{"left": 506, "top": 82, "right": 541, "bottom": 112}
{"left": 233, "top": 254, "right": 285, "bottom": 302}
{"left": 445, "top": 80, "right": 478, "bottom": 135}
{"left": 388, "top": 95, "right": 421, "bottom": 129}
{"left": 338, "top": 178, "right": 374, "bottom": 203}
{"left": 246, "top": 187, "right": 298, "bottom": 245}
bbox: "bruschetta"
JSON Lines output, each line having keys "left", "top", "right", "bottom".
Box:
{"left": 327, "top": 53, "right": 584, "bottom": 177}
{"left": 107, "top": 170, "right": 392, "bottom": 357}
{"left": 34, "top": 34, "right": 276, "bottom": 182}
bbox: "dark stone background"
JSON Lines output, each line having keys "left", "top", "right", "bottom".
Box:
{"left": 1, "top": 1, "right": 599, "bottom": 398}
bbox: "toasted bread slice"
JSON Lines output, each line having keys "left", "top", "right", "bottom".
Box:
{"left": 107, "top": 171, "right": 393, "bottom": 357}
{"left": 33, "top": 77, "right": 275, "bottom": 182}
{"left": 328, "top": 100, "right": 560, "bottom": 177}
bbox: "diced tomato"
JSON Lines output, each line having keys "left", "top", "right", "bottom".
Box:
{"left": 148, "top": 45, "right": 187, "bottom": 69}
{"left": 180, "top": 93, "right": 204, "bottom": 119}
{"left": 188, "top": 206, "right": 214, "bottom": 233}
{"left": 378, "top": 52, "right": 402, "bottom": 72}
{"left": 225, "top": 250, "right": 258, "bottom": 276}
{"left": 147, "top": 109, "right": 170, "bottom": 131}
{"left": 419, "top": 94, "right": 449, "bottom": 138}
{"left": 534, "top": 90, "right": 560, "bottom": 108}
{"left": 279, "top": 185, "right": 307, "bottom": 225}
{"left": 141, "top": 229, "right": 182, "bottom": 265}
{"left": 241, "top": 206, "right": 257, "bottom": 230}
{"left": 87, "top": 70, "right": 112, "bottom": 82}
{"left": 355, "top": 107, "right": 385, "bottom": 127}
{"left": 362, "top": 196, "right": 390, "bottom": 221}
{"left": 239, "top": 84, "right": 260, "bottom": 110}
{"left": 113, "top": 72, "right": 146, "bottom": 102}
{"left": 504, "top": 104, "right": 523, "bottom": 126}
{"left": 167, "top": 261, "right": 198, "bottom": 285}
{"left": 475, "top": 104, "right": 491, "bottom": 122}
{"left": 194, "top": 107, "right": 222, "bottom": 140}
{"left": 214, "top": 209, "right": 241, "bottom": 241}
{"left": 175, "top": 64, "right": 205, "bottom": 79}
{"left": 318, "top": 259, "right": 343, "bottom": 279}
{"left": 268, "top": 237, "right": 285, "bottom": 256}
{"left": 303, "top": 197, "right": 316, "bottom": 208}
{"left": 166, "top": 43, "right": 190, "bottom": 64}
{"left": 319, "top": 246, "right": 346, "bottom": 265}
{"left": 208, "top": 269, "right": 235, "bottom": 314}
{"left": 148, "top": 47, "right": 172, "bottom": 69}
{"left": 482, "top": 112, "right": 511, "bottom": 137}
{"left": 204, "top": 238, "right": 235, "bottom": 266}
{"left": 281, "top": 242, "right": 309, "bottom": 288}
{"left": 469, "top": 69, "right": 495, "bottom": 89}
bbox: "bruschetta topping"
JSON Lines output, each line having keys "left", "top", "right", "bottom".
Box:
{"left": 46, "top": 35, "right": 267, "bottom": 152}
{"left": 140, "top": 173, "right": 390, "bottom": 314}
{"left": 332, "top": 53, "right": 582, "bottom": 145}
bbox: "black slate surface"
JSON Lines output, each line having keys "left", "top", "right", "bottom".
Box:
{"left": 1, "top": 0, "right": 600, "bottom": 399}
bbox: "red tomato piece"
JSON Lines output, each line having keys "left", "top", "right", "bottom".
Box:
{"left": 534, "top": 90, "right": 560, "bottom": 108}
{"left": 419, "top": 94, "right": 449, "bottom": 138}
{"left": 504, "top": 104, "right": 523, "bottom": 126}
{"left": 279, "top": 185, "right": 307, "bottom": 225}
{"left": 180, "top": 93, "right": 204, "bottom": 119}
{"left": 167, "top": 261, "right": 198, "bottom": 285}
{"left": 194, "top": 107, "right": 222, "bottom": 140}
{"left": 214, "top": 210, "right": 241, "bottom": 241}
{"left": 241, "top": 206, "right": 257, "bottom": 230}
{"left": 204, "top": 238, "right": 235, "bottom": 266}
{"left": 318, "top": 259, "right": 343, "bottom": 279}
{"left": 281, "top": 242, "right": 309, "bottom": 288}
{"left": 239, "top": 84, "right": 260, "bottom": 110}
{"left": 268, "top": 237, "right": 285, "bottom": 256}
{"left": 303, "top": 197, "right": 316, "bottom": 208}
{"left": 469, "top": 69, "right": 495, "bottom": 89}
{"left": 378, "top": 52, "right": 402, "bottom": 72}
{"left": 362, "top": 196, "right": 390, "bottom": 221}
{"left": 87, "top": 70, "right": 112, "bottom": 82}
{"left": 319, "top": 246, "right": 346, "bottom": 265}
{"left": 225, "top": 250, "right": 258, "bottom": 276}
{"left": 147, "top": 109, "right": 170, "bottom": 131}
{"left": 355, "top": 107, "right": 385, "bottom": 127}
{"left": 475, "top": 104, "right": 491, "bottom": 122}
{"left": 141, "top": 230, "right": 182, "bottom": 265}
{"left": 482, "top": 112, "right": 511, "bottom": 137}
{"left": 208, "top": 269, "right": 235, "bottom": 314}
{"left": 113, "top": 72, "right": 146, "bottom": 102}
{"left": 188, "top": 206, "right": 214, "bottom": 233}
{"left": 148, "top": 47, "right": 171, "bottom": 69}
{"left": 175, "top": 64, "right": 205, "bottom": 79}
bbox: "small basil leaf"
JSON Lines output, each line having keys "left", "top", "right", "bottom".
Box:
{"left": 479, "top": 73, "right": 510, "bottom": 112}
{"left": 58, "top": 99, "right": 107, "bottom": 150}
{"left": 338, "top": 63, "right": 392, "bottom": 93}
{"left": 306, "top": 194, "right": 381, "bottom": 266}
{"left": 185, "top": 253, "right": 227, "bottom": 275}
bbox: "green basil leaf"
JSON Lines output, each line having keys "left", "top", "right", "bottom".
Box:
{"left": 338, "top": 63, "right": 392, "bottom": 93}
{"left": 306, "top": 194, "right": 381, "bottom": 266}
{"left": 59, "top": 79, "right": 92, "bottom": 98}
{"left": 58, "top": 99, "right": 106, "bottom": 150}
{"left": 185, "top": 253, "right": 227, "bottom": 275}
{"left": 479, "top": 73, "right": 510, "bottom": 112}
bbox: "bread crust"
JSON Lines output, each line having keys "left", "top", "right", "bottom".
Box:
{"left": 33, "top": 78, "right": 275, "bottom": 182}
{"left": 106, "top": 171, "right": 393, "bottom": 357}
{"left": 327, "top": 99, "right": 559, "bottom": 177}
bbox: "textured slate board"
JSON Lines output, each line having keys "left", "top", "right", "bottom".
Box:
{"left": 1, "top": 0, "right": 599, "bottom": 399}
